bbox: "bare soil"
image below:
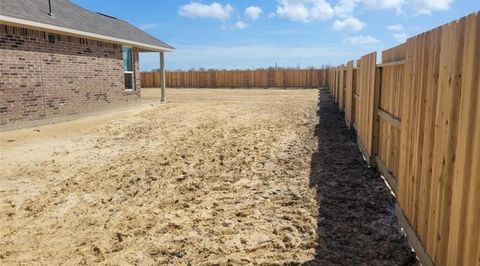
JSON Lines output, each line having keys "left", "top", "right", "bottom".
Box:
{"left": 1, "top": 89, "right": 319, "bottom": 265}
{"left": 0, "top": 88, "right": 416, "bottom": 265}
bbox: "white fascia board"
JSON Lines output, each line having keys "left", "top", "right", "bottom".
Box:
{"left": 0, "top": 15, "right": 175, "bottom": 52}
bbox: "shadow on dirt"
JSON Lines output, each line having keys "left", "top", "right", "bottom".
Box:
{"left": 304, "top": 89, "right": 418, "bottom": 266}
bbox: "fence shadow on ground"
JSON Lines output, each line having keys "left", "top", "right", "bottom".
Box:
{"left": 304, "top": 88, "right": 417, "bottom": 266}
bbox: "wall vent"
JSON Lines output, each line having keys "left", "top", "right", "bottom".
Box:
{"left": 48, "top": 0, "right": 53, "bottom": 16}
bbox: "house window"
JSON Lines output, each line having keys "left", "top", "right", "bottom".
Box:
{"left": 122, "top": 47, "right": 134, "bottom": 90}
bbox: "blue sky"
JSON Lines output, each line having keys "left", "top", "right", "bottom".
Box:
{"left": 74, "top": 0, "right": 479, "bottom": 70}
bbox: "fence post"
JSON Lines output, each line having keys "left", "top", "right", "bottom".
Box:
{"left": 159, "top": 52, "right": 166, "bottom": 102}
{"left": 335, "top": 68, "right": 339, "bottom": 102}
{"left": 370, "top": 66, "right": 382, "bottom": 167}
{"left": 345, "top": 61, "right": 354, "bottom": 128}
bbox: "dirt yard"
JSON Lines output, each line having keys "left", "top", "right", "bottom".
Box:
{"left": 1, "top": 89, "right": 320, "bottom": 265}
{"left": 0, "top": 88, "right": 416, "bottom": 265}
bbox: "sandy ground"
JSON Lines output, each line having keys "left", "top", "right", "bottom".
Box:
{"left": 0, "top": 89, "right": 320, "bottom": 265}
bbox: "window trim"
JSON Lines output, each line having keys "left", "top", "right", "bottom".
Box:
{"left": 122, "top": 46, "right": 135, "bottom": 91}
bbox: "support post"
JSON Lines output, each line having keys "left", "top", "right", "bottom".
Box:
{"left": 160, "top": 51, "right": 166, "bottom": 102}
{"left": 371, "top": 66, "right": 382, "bottom": 166}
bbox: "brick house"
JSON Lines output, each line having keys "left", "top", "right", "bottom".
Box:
{"left": 0, "top": 0, "right": 174, "bottom": 126}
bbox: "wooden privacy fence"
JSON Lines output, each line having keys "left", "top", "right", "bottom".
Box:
{"left": 141, "top": 69, "right": 328, "bottom": 88}
{"left": 327, "top": 12, "right": 479, "bottom": 266}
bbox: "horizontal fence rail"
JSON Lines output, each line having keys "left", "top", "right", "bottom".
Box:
{"left": 327, "top": 11, "right": 480, "bottom": 266}
{"left": 141, "top": 69, "right": 328, "bottom": 88}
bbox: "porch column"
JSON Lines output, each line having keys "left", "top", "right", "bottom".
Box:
{"left": 160, "top": 51, "right": 166, "bottom": 102}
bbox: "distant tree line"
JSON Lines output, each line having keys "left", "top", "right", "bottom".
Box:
{"left": 148, "top": 64, "right": 332, "bottom": 72}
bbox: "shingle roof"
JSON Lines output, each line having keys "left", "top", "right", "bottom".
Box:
{"left": 0, "top": 0, "right": 174, "bottom": 51}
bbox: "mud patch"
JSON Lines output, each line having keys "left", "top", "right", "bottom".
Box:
{"left": 305, "top": 89, "right": 418, "bottom": 265}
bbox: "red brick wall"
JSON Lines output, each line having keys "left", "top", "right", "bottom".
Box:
{"left": 0, "top": 24, "right": 141, "bottom": 125}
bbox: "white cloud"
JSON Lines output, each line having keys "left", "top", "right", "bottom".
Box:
{"left": 167, "top": 44, "right": 351, "bottom": 61}
{"left": 333, "top": 16, "right": 366, "bottom": 31}
{"left": 267, "top": 12, "right": 277, "bottom": 18}
{"left": 344, "top": 35, "right": 379, "bottom": 44}
{"left": 334, "top": 0, "right": 360, "bottom": 17}
{"left": 234, "top": 21, "right": 249, "bottom": 29}
{"left": 179, "top": 2, "right": 233, "bottom": 21}
{"left": 393, "top": 32, "right": 408, "bottom": 42}
{"left": 276, "top": 0, "right": 335, "bottom": 22}
{"left": 245, "top": 6, "right": 263, "bottom": 20}
{"left": 363, "top": 0, "right": 405, "bottom": 13}
{"left": 387, "top": 24, "right": 404, "bottom": 31}
{"left": 273, "top": 0, "right": 453, "bottom": 24}
{"left": 363, "top": 0, "right": 452, "bottom": 15}
{"left": 412, "top": 0, "right": 453, "bottom": 14}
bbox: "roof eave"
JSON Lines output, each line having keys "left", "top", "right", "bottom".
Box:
{"left": 0, "top": 15, "right": 175, "bottom": 52}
